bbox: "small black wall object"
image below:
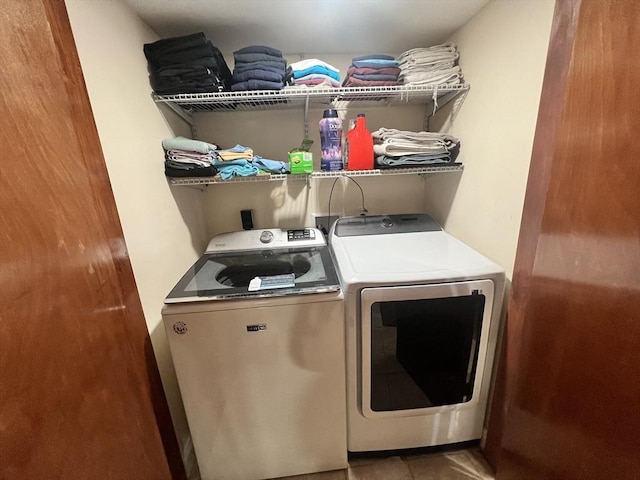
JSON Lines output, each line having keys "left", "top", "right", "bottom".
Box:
{"left": 241, "top": 209, "right": 254, "bottom": 230}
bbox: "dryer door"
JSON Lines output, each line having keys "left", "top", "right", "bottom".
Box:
{"left": 360, "top": 280, "right": 494, "bottom": 419}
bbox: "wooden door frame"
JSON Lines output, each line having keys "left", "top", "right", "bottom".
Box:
{"left": 44, "top": 2, "right": 186, "bottom": 476}
{"left": 482, "top": 0, "right": 581, "bottom": 470}
{"left": 0, "top": 1, "right": 185, "bottom": 478}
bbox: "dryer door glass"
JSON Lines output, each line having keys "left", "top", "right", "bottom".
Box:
{"left": 360, "top": 280, "right": 494, "bottom": 416}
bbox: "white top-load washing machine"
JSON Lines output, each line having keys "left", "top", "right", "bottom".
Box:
{"left": 162, "top": 228, "right": 347, "bottom": 480}
{"left": 329, "top": 214, "right": 505, "bottom": 453}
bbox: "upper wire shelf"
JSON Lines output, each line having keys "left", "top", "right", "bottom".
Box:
{"left": 153, "top": 84, "right": 469, "bottom": 114}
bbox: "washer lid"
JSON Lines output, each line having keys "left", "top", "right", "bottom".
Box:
{"left": 165, "top": 245, "right": 340, "bottom": 303}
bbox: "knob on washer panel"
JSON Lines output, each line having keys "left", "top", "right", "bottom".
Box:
{"left": 259, "top": 231, "right": 274, "bottom": 243}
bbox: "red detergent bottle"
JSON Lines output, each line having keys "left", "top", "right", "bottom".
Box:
{"left": 346, "top": 113, "right": 374, "bottom": 170}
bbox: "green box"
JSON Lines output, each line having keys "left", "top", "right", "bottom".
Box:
{"left": 289, "top": 151, "right": 313, "bottom": 174}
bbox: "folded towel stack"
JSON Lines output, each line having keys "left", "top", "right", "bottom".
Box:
{"left": 162, "top": 139, "right": 290, "bottom": 180}
{"left": 371, "top": 128, "right": 461, "bottom": 168}
{"left": 216, "top": 144, "right": 254, "bottom": 162}
{"left": 397, "top": 43, "right": 463, "bottom": 87}
{"left": 285, "top": 59, "right": 341, "bottom": 88}
{"left": 162, "top": 136, "right": 218, "bottom": 177}
{"left": 213, "top": 144, "right": 290, "bottom": 180}
{"left": 231, "top": 46, "right": 287, "bottom": 91}
{"left": 143, "top": 32, "right": 232, "bottom": 95}
{"left": 342, "top": 54, "right": 400, "bottom": 87}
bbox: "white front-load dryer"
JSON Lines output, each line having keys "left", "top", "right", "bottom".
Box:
{"left": 329, "top": 214, "right": 505, "bottom": 453}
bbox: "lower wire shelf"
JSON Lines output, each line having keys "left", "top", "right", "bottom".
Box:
{"left": 167, "top": 164, "right": 464, "bottom": 186}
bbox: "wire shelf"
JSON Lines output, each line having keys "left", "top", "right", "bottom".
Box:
{"left": 168, "top": 173, "right": 300, "bottom": 185}
{"left": 167, "top": 164, "right": 463, "bottom": 186}
{"left": 311, "top": 165, "right": 463, "bottom": 177}
{"left": 153, "top": 84, "right": 469, "bottom": 113}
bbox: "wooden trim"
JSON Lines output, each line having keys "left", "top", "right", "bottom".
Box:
{"left": 0, "top": 1, "right": 185, "bottom": 478}
{"left": 495, "top": 0, "right": 640, "bottom": 477}
{"left": 41, "top": 2, "right": 186, "bottom": 478}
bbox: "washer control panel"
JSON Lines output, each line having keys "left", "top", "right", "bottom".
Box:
{"left": 287, "top": 229, "right": 315, "bottom": 241}
{"left": 259, "top": 231, "right": 274, "bottom": 243}
{"left": 206, "top": 228, "right": 323, "bottom": 252}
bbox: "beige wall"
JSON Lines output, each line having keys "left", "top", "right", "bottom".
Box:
{"left": 195, "top": 53, "right": 436, "bottom": 236}
{"left": 195, "top": 0, "right": 555, "bottom": 269}
{"left": 430, "top": 0, "right": 556, "bottom": 278}
{"left": 64, "top": 1, "right": 205, "bottom": 477}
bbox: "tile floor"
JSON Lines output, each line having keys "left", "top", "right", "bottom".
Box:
{"left": 275, "top": 448, "right": 495, "bottom": 480}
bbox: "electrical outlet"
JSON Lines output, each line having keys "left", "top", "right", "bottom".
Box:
{"left": 312, "top": 213, "right": 340, "bottom": 235}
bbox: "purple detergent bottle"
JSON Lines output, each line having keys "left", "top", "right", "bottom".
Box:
{"left": 320, "top": 109, "right": 343, "bottom": 171}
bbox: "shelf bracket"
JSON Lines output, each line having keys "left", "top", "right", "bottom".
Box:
{"left": 168, "top": 103, "right": 197, "bottom": 138}
{"left": 167, "top": 102, "right": 195, "bottom": 129}
{"left": 433, "top": 88, "right": 470, "bottom": 132}
{"left": 424, "top": 86, "right": 469, "bottom": 132}
{"left": 152, "top": 93, "right": 195, "bottom": 129}
{"left": 167, "top": 179, "right": 207, "bottom": 192}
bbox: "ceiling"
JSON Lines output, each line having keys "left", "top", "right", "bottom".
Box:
{"left": 123, "top": 0, "right": 489, "bottom": 56}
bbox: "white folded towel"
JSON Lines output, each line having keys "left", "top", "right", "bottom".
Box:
{"left": 165, "top": 155, "right": 212, "bottom": 167}
{"left": 399, "top": 51, "right": 459, "bottom": 67}
{"left": 371, "top": 128, "right": 459, "bottom": 156}
{"left": 372, "top": 128, "right": 452, "bottom": 142}
{"left": 374, "top": 143, "right": 450, "bottom": 156}
{"left": 399, "top": 60, "right": 457, "bottom": 73}
{"left": 400, "top": 66, "right": 463, "bottom": 86}
{"left": 397, "top": 43, "right": 458, "bottom": 61}
{"left": 289, "top": 58, "right": 340, "bottom": 73}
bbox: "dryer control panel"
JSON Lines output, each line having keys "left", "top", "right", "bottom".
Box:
{"left": 206, "top": 228, "right": 323, "bottom": 253}
{"left": 333, "top": 214, "right": 442, "bottom": 237}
